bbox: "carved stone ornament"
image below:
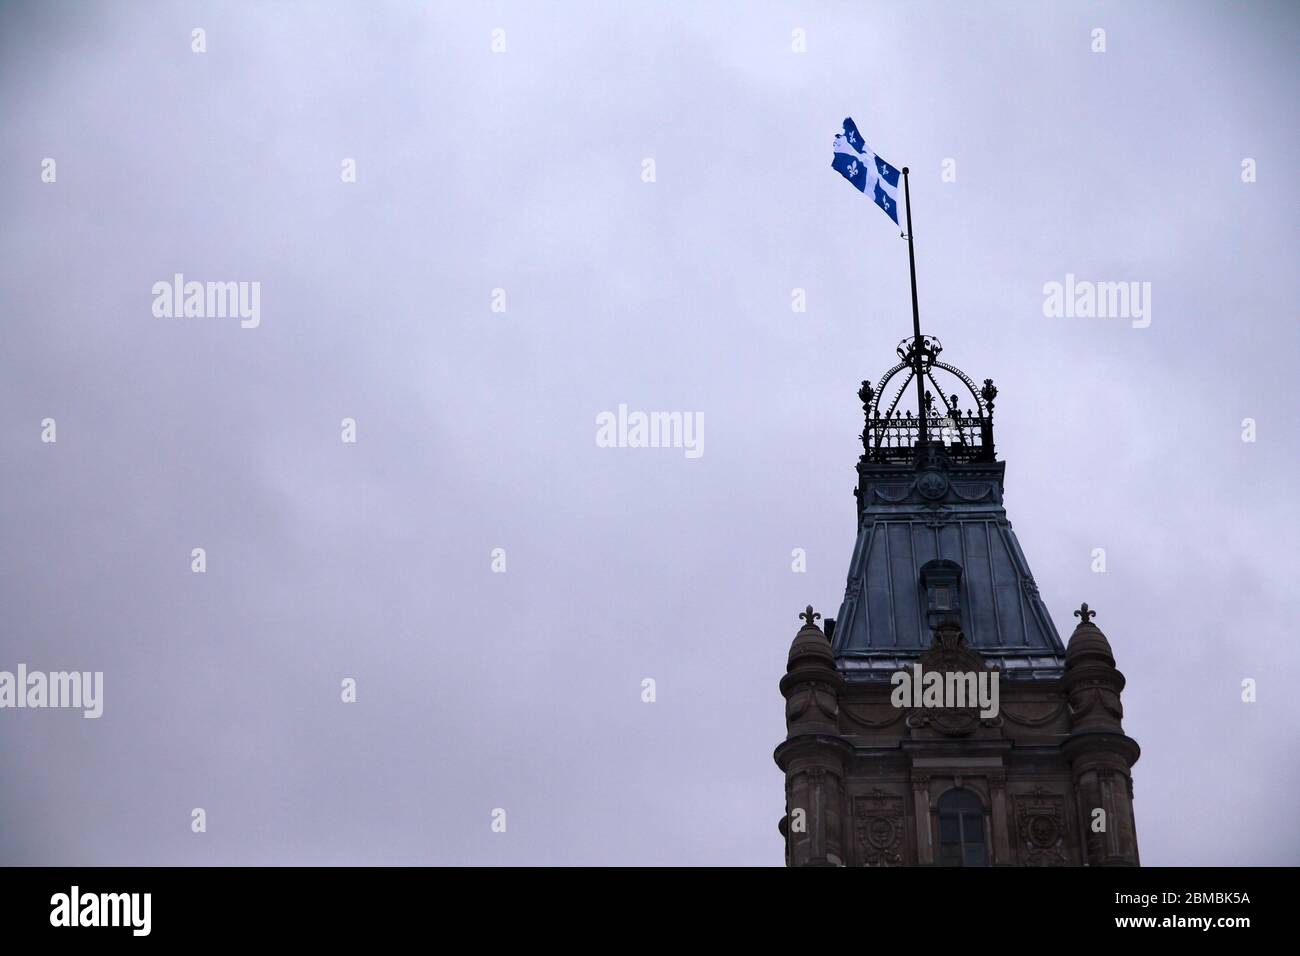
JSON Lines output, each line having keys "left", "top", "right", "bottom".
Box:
{"left": 855, "top": 790, "right": 905, "bottom": 866}
{"left": 1066, "top": 681, "right": 1124, "bottom": 722}
{"left": 1015, "top": 788, "right": 1068, "bottom": 866}
{"left": 903, "top": 621, "right": 1003, "bottom": 737}
{"left": 916, "top": 469, "right": 949, "bottom": 500}
{"left": 785, "top": 684, "right": 839, "bottom": 723}
{"left": 906, "top": 708, "right": 982, "bottom": 737}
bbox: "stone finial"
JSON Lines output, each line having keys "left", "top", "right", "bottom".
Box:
{"left": 1073, "top": 602, "right": 1097, "bottom": 625}
{"left": 785, "top": 604, "right": 836, "bottom": 671}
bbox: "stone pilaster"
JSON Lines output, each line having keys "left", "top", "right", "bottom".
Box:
{"left": 988, "top": 771, "right": 1011, "bottom": 864}
{"left": 911, "top": 773, "right": 933, "bottom": 864}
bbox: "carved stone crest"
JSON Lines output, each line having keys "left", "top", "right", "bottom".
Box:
{"left": 1015, "top": 787, "right": 1068, "bottom": 866}
{"left": 916, "top": 469, "right": 949, "bottom": 500}
{"left": 854, "top": 789, "right": 905, "bottom": 866}
{"left": 903, "top": 621, "right": 1002, "bottom": 737}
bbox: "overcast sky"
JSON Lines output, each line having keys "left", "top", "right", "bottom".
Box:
{"left": 1, "top": 1, "right": 1297, "bottom": 865}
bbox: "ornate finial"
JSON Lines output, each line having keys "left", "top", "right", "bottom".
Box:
{"left": 859, "top": 381, "right": 875, "bottom": 453}
{"left": 981, "top": 378, "right": 998, "bottom": 412}
{"left": 799, "top": 605, "right": 822, "bottom": 628}
{"left": 896, "top": 335, "right": 943, "bottom": 368}
{"left": 923, "top": 390, "right": 934, "bottom": 411}
{"left": 1073, "top": 602, "right": 1097, "bottom": 624}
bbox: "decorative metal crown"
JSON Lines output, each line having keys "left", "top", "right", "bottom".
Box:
{"left": 895, "top": 334, "right": 944, "bottom": 370}
{"left": 859, "top": 334, "right": 997, "bottom": 464}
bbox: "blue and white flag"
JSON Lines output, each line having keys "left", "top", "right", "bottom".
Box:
{"left": 831, "top": 117, "right": 903, "bottom": 225}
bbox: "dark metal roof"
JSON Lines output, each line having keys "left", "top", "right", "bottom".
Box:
{"left": 831, "top": 434, "right": 1065, "bottom": 682}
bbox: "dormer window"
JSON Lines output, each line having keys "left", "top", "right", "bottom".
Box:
{"left": 930, "top": 585, "right": 953, "bottom": 612}
{"left": 920, "top": 559, "right": 963, "bottom": 627}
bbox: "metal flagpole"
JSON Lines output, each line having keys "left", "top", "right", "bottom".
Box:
{"left": 901, "top": 166, "right": 927, "bottom": 445}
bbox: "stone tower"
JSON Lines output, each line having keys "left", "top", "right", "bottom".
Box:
{"left": 775, "top": 335, "right": 1140, "bottom": 866}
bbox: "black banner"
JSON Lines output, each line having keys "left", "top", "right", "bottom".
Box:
{"left": 0, "top": 866, "right": 1280, "bottom": 941}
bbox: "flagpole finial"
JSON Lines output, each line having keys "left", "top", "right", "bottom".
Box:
{"left": 902, "top": 166, "right": 909, "bottom": 175}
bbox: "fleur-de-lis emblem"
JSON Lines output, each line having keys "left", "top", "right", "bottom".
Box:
{"left": 848, "top": 160, "right": 859, "bottom": 178}
{"left": 1074, "top": 602, "right": 1097, "bottom": 624}
{"left": 799, "top": 605, "right": 822, "bottom": 627}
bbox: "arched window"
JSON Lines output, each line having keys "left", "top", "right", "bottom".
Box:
{"left": 937, "top": 788, "right": 987, "bottom": 866}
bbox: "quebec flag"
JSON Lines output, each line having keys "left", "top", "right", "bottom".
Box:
{"left": 831, "top": 118, "right": 902, "bottom": 226}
